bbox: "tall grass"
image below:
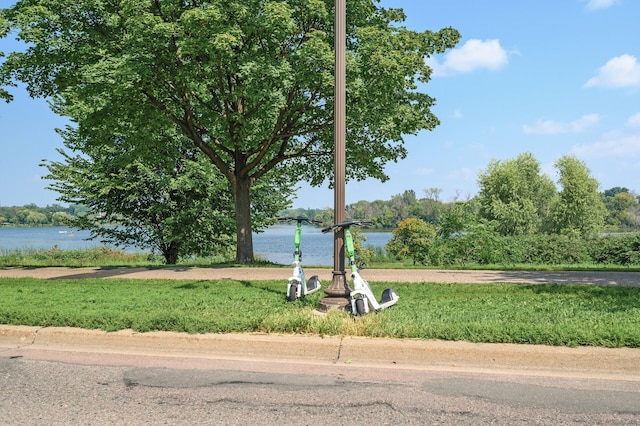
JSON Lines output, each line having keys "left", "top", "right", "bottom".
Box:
{"left": 3, "top": 246, "right": 640, "bottom": 271}
{"left": 1, "top": 277, "right": 639, "bottom": 348}
{"left": 0, "top": 246, "right": 234, "bottom": 267}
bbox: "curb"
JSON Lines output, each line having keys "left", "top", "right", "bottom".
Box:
{"left": 2, "top": 325, "right": 639, "bottom": 380}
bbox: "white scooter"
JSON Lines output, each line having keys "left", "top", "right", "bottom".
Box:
{"left": 278, "top": 217, "right": 322, "bottom": 302}
{"left": 322, "top": 220, "right": 399, "bottom": 315}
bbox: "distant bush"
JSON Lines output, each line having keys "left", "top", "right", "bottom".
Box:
{"left": 587, "top": 233, "right": 640, "bottom": 266}
{"left": 421, "top": 231, "right": 640, "bottom": 267}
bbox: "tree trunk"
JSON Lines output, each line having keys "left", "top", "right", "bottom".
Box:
{"left": 163, "top": 241, "right": 179, "bottom": 265}
{"left": 233, "top": 174, "right": 254, "bottom": 263}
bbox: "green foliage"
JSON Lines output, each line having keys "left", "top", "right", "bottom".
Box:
{"left": 43, "top": 132, "right": 256, "bottom": 264}
{"left": 430, "top": 221, "right": 502, "bottom": 267}
{"left": 436, "top": 200, "right": 479, "bottom": 238}
{"left": 347, "top": 190, "right": 447, "bottom": 228}
{"left": 1, "top": 278, "right": 639, "bottom": 347}
{"left": 434, "top": 231, "right": 640, "bottom": 267}
{"left": 520, "top": 232, "right": 590, "bottom": 265}
{"left": 551, "top": 155, "right": 606, "bottom": 235}
{"left": 0, "top": 0, "right": 461, "bottom": 262}
{"left": 0, "top": 14, "right": 9, "bottom": 102}
{"left": 476, "top": 152, "right": 556, "bottom": 235}
{"left": 0, "top": 204, "right": 77, "bottom": 226}
{"left": 587, "top": 233, "right": 640, "bottom": 266}
{"left": 0, "top": 246, "right": 163, "bottom": 267}
{"left": 475, "top": 152, "right": 614, "bottom": 239}
{"left": 603, "top": 189, "right": 638, "bottom": 229}
{"left": 385, "top": 217, "right": 435, "bottom": 265}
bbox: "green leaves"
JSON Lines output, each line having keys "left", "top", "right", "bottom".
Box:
{"left": 1, "top": 0, "right": 460, "bottom": 179}
{"left": 386, "top": 217, "right": 435, "bottom": 265}
{"left": 1, "top": 0, "right": 460, "bottom": 261}
{"left": 477, "top": 153, "right": 557, "bottom": 236}
{"left": 552, "top": 155, "right": 606, "bottom": 235}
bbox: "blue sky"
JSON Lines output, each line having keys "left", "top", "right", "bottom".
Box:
{"left": 1, "top": 0, "right": 640, "bottom": 208}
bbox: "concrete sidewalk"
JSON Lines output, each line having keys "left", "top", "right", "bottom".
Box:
{"left": 1, "top": 325, "right": 639, "bottom": 381}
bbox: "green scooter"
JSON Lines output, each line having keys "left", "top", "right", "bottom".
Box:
{"left": 322, "top": 220, "right": 399, "bottom": 315}
{"left": 278, "top": 217, "right": 322, "bottom": 301}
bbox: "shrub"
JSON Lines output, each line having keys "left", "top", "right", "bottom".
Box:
{"left": 386, "top": 218, "right": 435, "bottom": 265}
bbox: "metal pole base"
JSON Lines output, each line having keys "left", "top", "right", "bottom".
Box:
{"left": 317, "top": 270, "right": 351, "bottom": 312}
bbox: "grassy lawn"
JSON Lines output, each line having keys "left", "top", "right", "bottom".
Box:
{"left": 1, "top": 277, "right": 639, "bottom": 348}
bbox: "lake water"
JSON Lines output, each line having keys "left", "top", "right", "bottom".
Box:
{"left": 0, "top": 224, "right": 392, "bottom": 266}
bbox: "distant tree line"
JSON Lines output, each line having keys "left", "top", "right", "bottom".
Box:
{"left": 284, "top": 153, "right": 640, "bottom": 267}
{"left": 9, "top": 154, "right": 640, "bottom": 234}
{"left": 6, "top": 152, "right": 640, "bottom": 267}
{"left": 0, "top": 204, "right": 88, "bottom": 226}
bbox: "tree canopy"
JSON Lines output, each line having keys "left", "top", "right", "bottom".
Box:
{"left": 551, "top": 155, "right": 605, "bottom": 235}
{"left": 43, "top": 124, "right": 290, "bottom": 263}
{"left": 0, "top": 0, "right": 461, "bottom": 262}
{"left": 476, "top": 152, "right": 607, "bottom": 237}
{"left": 476, "top": 152, "right": 556, "bottom": 235}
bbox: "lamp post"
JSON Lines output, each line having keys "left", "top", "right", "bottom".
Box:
{"left": 318, "top": 0, "right": 351, "bottom": 311}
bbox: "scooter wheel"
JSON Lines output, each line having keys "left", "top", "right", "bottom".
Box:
{"left": 287, "top": 285, "right": 298, "bottom": 302}
{"left": 355, "top": 298, "right": 366, "bottom": 316}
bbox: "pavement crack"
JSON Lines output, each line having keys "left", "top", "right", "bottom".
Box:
{"left": 0, "top": 326, "right": 47, "bottom": 351}
{"left": 335, "top": 337, "right": 344, "bottom": 363}
{"left": 30, "top": 326, "right": 48, "bottom": 346}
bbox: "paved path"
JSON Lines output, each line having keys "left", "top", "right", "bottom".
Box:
{"left": 2, "top": 266, "right": 640, "bottom": 286}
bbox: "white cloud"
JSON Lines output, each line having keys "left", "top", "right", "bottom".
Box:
{"left": 523, "top": 114, "right": 600, "bottom": 135}
{"left": 584, "top": 0, "right": 619, "bottom": 11}
{"left": 584, "top": 54, "right": 640, "bottom": 89}
{"left": 415, "top": 167, "right": 435, "bottom": 176}
{"left": 626, "top": 112, "right": 640, "bottom": 127}
{"left": 453, "top": 109, "right": 463, "bottom": 119}
{"left": 447, "top": 167, "right": 475, "bottom": 182}
{"left": 571, "top": 135, "right": 640, "bottom": 158}
{"left": 427, "top": 39, "right": 508, "bottom": 77}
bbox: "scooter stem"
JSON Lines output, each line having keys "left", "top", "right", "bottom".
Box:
{"left": 343, "top": 227, "right": 358, "bottom": 274}
{"left": 293, "top": 221, "right": 303, "bottom": 262}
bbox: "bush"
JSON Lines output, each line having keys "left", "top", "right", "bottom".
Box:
{"left": 427, "top": 231, "right": 640, "bottom": 267}
{"left": 386, "top": 218, "right": 435, "bottom": 265}
{"left": 526, "top": 233, "right": 589, "bottom": 264}
{"left": 588, "top": 233, "right": 640, "bottom": 266}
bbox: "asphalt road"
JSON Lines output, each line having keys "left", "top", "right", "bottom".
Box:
{"left": 1, "top": 345, "right": 639, "bottom": 425}
{"left": 1, "top": 326, "right": 640, "bottom": 425}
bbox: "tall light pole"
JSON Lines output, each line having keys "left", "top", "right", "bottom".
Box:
{"left": 318, "top": 0, "right": 350, "bottom": 311}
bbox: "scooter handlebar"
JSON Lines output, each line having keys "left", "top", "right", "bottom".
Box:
{"left": 321, "top": 220, "right": 373, "bottom": 233}
{"left": 277, "top": 216, "right": 322, "bottom": 224}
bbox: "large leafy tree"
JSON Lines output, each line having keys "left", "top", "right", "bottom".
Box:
{"left": 551, "top": 155, "right": 605, "bottom": 235}
{"left": 0, "top": 0, "right": 460, "bottom": 262}
{"left": 44, "top": 124, "right": 291, "bottom": 264}
{"left": 476, "top": 152, "right": 556, "bottom": 235}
